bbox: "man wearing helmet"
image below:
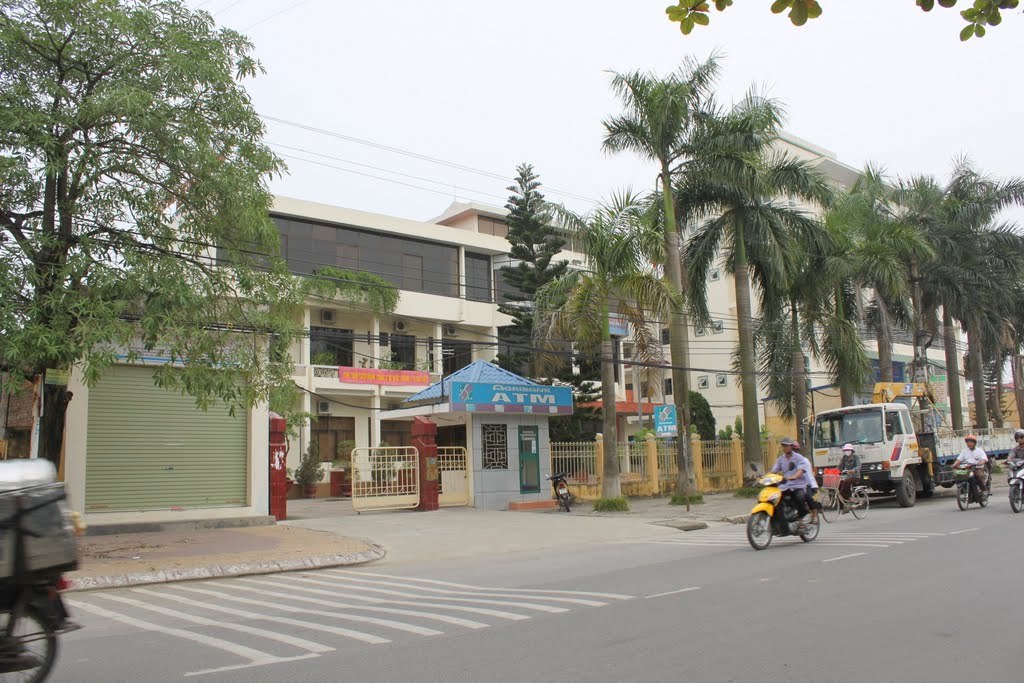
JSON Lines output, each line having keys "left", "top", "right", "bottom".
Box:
{"left": 838, "top": 444, "right": 861, "bottom": 503}
{"left": 953, "top": 435, "right": 989, "bottom": 495}
{"left": 1010, "top": 429, "right": 1024, "bottom": 463}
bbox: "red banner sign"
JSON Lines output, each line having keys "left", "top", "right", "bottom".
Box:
{"left": 338, "top": 367, "right": 431, "bottom": 386}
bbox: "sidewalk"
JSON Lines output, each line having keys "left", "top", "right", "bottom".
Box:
{"left": 67, "top": 523, "right": 383, "bottom": 592}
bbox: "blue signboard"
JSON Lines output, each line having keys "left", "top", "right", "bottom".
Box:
{"left": 654, "top": 404, "right": 677, "bottom": 437}
{"left": 449, "top": 382, "right": 574, "bottom": 414}
{"left": 608, "top": 315, "right": 629, "bottom": 337}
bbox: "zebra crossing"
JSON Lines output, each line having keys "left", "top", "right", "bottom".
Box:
{"left": 622, "top": 529, "right": 948, "bottom": 549}
{"left": 66, "top": 570, "right": 633, "bottom": 677}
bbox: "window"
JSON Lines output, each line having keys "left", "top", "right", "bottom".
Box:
{"left": 442, "top": 340, "right": 473, "bottom": 376}
{"left": 709, "top": 269, "right": 721, "bottom": 282}
{"left": 402, "top": 254, "right": 423, "bottom": 291}
{"left": 482, "top": 424, "right": 508, "bottom": 470}
{"left": 697, "top": 375, "right": 710, "bottom": 390}
{"left": 711, "top": 320, "right": 724, "bottom": 334}
{"left": 390, "top": 334, "right": 416, "bottom": 370}
{"left": 813, "top": 409, "right": 884, "bottom": 448}
{"left": 311, "top": 416, "right": 355, "bottom": 463}
{"left": 465, "top": 252, "right": 492, "bottom": 302}
{"left": 270, "top": 215, "right": 459, "bottom": 298}
{"left": 661, "top": 328, "right": 670, "bottom": 345}
{"left": 664, "top": 378, "right": 673, "bottom": 397}
{"left": 479, "top": 217, "right": 509, "bottom": 238}
{"left": 885, "top": 410, "right": 904, "bottom": 440}
{"left": 716, "top": 374, "right": 728, "bottom": 387}
{"left": 310, "top": 327, "right": 354, "bottom": 366}
{"left": 380, "top": 420, "right": 412, "bottom": 447}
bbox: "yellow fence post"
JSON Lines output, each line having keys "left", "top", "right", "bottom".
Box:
{"left": 765, "top": 436, "right": 778, "bottom": 475}
{"left": 594, "top": 434, "right": 604, "bottom": 491}
{"left": 690, "top": 434, "right": 704, "bottom": 492}
{"left": 731, "top": 434, "right": 744, "bottom": 489}
{"left": 645, "top": 434, "right": 659, "bottom": 496}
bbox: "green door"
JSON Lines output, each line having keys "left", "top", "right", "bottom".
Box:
{"left": 518, "top": 426, "right": 540, "bottom": 494}
{"left": 85, "top": 365, "right": 248, "bottom": 511}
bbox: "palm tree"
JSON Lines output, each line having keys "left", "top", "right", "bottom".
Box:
{"left": 534, "top": 194, "right": 679, "bottom": 498}
{"left": 601, "top": 53, "right": 721, "bottom": 495}
{"left": 682, "top": 94, "right": 835, "bottom": 468}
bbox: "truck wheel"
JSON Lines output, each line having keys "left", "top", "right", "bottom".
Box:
{"left": 895, "top": 468, "right": 917, "bottom": 507}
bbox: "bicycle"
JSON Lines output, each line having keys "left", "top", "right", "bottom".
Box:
{"left": 817, "top": 469, "right": 869, "bottom": 522}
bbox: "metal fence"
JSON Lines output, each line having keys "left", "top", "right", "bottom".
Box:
{"left": 616, "top": 442, "right": 646, "bottom": 482}
{"left": 550, "top": 441, "right": 598, "bottom": 484}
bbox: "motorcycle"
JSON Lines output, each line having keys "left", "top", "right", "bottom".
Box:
{"left": 1007, "top": 459, "right": 1024, "bottom": 513}
{"left": 546, "top": 473, "right": 574, "bottom": 512}
{"left": 954, "top": 466, "right": 990, "bottom": 511}
{"left": 746, "top": 472, "right": 819, "bottom": 550}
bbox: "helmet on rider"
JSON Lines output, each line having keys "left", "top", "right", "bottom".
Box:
{"left": 1015, "top": 429, "right": 1024, "bottom": 440}
{"left": 780, "top": 437, "right": 796, "bottom": 447}
{"left": 842, "top": 443, "right": 855, "bottom": 453}
{"left": 964, "top": 434, "right": 978, "bottom": 445}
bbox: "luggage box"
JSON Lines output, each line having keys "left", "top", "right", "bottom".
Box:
{"left": 0, "top": 461, "right": 78, "bottom": 578}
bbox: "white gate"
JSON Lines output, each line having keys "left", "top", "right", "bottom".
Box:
{"left": 437, "top": 447, "right": 471, "bottom": 507}
{"left": 351, "top": 446, "right": 420, "bottom": 513}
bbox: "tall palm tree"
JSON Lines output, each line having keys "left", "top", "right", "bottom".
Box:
{"left": 683, "top": 94, "right": 835, "bottom": 467}
{"left": 533, "top": 195, "right": 678, "bottom": 498}
{"left": 601, "top": 53, "right": 721, "bottom": 495}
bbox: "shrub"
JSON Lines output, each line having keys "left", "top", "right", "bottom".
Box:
{"left": 670, "top": 493, "right": 704, "bottom": 506}
{"left": 734, "top": 486, "right": 761, "bottom": 498}
{"left": 593, "top": 497, "right": 630, "bottom": 512}
{"left": 295, "top": 440, "right": 326, "bottom": 487}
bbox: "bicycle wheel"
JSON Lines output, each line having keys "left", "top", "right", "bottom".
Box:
{"left": 818, "top": 489, "right": 834, "bottom": 523}
{"left": 851, "top": 489, "right": 869, "bottom": 519}
{"left": 0, "top": 603, "right": 58, "bottom": 683}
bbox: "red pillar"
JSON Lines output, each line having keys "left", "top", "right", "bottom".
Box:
{"left": 412, "top": 417, "right": 439, "bottom": 511}
{"left": 269, "top": 416, "right": 288, "bottom": 521}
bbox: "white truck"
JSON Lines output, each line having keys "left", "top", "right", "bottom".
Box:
{"left": 810, "top": 383, "right": 1016, "bottom": 507}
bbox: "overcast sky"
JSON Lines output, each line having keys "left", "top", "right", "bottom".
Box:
{"left": 198, "top": 0, "right": 1022, "bottom": 224}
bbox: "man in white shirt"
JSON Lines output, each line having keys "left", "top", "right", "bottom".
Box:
{"left": 953, "top": 434, "right": 989, "bottom": 494}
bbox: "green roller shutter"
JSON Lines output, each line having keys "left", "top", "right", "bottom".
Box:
{"left": 85, "top": 365, "right": 248, "bottom": 512}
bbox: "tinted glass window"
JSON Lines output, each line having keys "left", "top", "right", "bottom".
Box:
{"left": 465, "top": 252, "right": 492, "bottom": 303}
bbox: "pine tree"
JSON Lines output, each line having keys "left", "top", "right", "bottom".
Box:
{"left": 496, "top": 164, "right": 568, "bottom": 375}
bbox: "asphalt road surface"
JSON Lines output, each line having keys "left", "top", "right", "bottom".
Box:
{"left": 55, "top": 491, "right": 1020, "bottom": 683}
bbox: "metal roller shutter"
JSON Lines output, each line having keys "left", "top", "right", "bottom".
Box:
{"left": 85, "top": 365, "right": 248, "bottom": 511}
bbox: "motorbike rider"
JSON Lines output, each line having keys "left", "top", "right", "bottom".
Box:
{"left": 838, "top": 443, "right": 861, "bottom": 502}
{"left": 771, "top": 437, "right": 813, "bottom": 529}
{"left": 1009, "top": 429, "right": 1024, "bottom": 464}
{"left": 953, "top": 434, "right": 989, "bottom": 494}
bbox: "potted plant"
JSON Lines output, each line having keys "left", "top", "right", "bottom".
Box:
{"left": 330, "top": 439, "right": 355, "bottom": 497}
{"left": 310, "top": 351, "right": 337, "bottom": 366}
{"left": 295, "top": 440, "right": 325, "bottom": 498}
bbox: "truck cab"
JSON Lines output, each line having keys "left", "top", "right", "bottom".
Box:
{"left": 811, "top": 402, "right": 931, "bottom": 507}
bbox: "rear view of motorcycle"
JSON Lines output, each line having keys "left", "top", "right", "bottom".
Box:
{"left": 1008, "top": 459, "right": 1024, "bottom": 513}
{"left": 547, "top": 473, "right": 574, "bottom": 512}
{"left": 0, "top": 460, "right": 82, "bottom": 682}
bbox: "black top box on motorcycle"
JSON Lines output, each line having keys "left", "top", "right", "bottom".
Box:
{"left": 0, "top": 460, "right": 79, "bottom": 578}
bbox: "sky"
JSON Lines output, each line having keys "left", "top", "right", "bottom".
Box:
{"left": 196, "top": 0, "right": 1023, "bottom": 224}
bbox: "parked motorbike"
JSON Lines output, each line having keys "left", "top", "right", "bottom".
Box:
{"left": 547, "top": 473, "right": 574, "bottom": 512}
{"left": 1007, "top": 459, "right": 1024, "bottom": 513}
{"left": 954, "top": 466, "right": 990, "bottom": 511}
{"left": 746, "top": 472, "right": 819, "bottom": 550}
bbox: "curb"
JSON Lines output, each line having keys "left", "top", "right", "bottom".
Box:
{"left": 722, "top": 514, "right": 749, "bottom": 524}
{"left": 66, "top": 544, "right": 386, "bottom": 592}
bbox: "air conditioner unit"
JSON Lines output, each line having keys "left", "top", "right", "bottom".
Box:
{"left": 320, "top": 309, "right": 336, "bottom": 324}
{"left": 317, "top": 400, "right": 330, "bottom": 415}
{"left": 393, "top": 320, "right": 408, "bottom": 333}
{"left": 444, "top": 324, "right": 458, "bottom": 336}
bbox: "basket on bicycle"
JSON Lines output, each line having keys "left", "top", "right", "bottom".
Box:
{"left": 822, "top": 468, "right": 841, "bottom": 489}
{"left": 952, "top": 468, "right": 973, "bottom": 482}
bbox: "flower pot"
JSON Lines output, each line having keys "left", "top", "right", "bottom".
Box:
{"left": 303, "top": 484, "right": 318, "bottom": 499}
{"left": 329, "top": 469, "right": 351, "bottom": 497}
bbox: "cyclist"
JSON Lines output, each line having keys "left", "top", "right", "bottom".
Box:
{"left": 953, "top": 434, "right": 989, "bottom": 495}
{"left": 838, "top": 443, "right": 861, "bottom": 503}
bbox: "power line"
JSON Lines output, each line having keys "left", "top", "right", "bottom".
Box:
{"left": 241, "top": 0, "right": 317, "bottom": 32}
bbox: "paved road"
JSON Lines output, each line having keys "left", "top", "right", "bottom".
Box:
{"left": 55, "top": 491, "right": 1019, "bottom": 682}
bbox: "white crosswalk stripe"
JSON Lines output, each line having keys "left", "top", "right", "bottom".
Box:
{"left": 67, "top": 570, "right": 629, "bottom": 678}
{"left": 620, "top": 529, "right": 947, "bottom": 549}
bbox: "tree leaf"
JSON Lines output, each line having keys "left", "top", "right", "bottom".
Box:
{"left": 960, "top": 22, "right": 977, "bottom": 39}
{"left": 771, "top": 0, "right": 791, "bottom": 14}
{"left": 693, "top": 12, "right": 711, "bottom": 26}
{"left": 975, "top": 23, "right": 987, "bottom": 35}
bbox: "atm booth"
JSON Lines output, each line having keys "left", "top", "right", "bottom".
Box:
{"left": 381, "top": 360, "right": 573, "bottom": 510}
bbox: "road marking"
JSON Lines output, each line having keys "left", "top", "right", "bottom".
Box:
{"left": 165, "top": 586, "right": 391, "bottom": 643}
{"left": 822, "top": 552, "right": 867, "bottom": 563}
{"left": 282, "top": 575, "right": 532, "bottom": 621}
{"left": 229, "top": 579, "right": 488, "bottom": 629}
{"left": 645, "top": 587, "right": 701, "bottom": 599}
{"left": 68, "top": 599, "right": 318, "bottom": 676}
{"left": 949, "top": 528, "right": 979, "bottom": 535}
{"left": 298, "top": 574, "right": 568, "bottom": 614}
{"left": 335, "top": 570, "right": 634, "bottom": 600}
{"left": 323, "top": 571, "right": 608, "bottom": 607}
{"left": 96, "top": 593, "right": 333, "bottom": 653}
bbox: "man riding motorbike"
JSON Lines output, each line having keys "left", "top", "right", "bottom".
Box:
{"left": 770, "top": 437, "right": 813, "bottom": 530}
{"left": 953, "top": 434, "right": 989, "bottom": 495}
{"left": 1009, "top": 429, "right": 1024, "bottom": 463}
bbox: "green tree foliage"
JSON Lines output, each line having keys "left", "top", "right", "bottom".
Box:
{"left": 496, "top": 164, "right": 567, "bottom": 376}
{"left": 307, "top": 267, "right": 399, "bottom": 315}
{"left": 548, "top": 347, "right": 602, "bottom": 442}
{"left": 0, "top": 0, "right": 296, "bottom": 462}
{"left": 665, "top": 0, "right": 1018, "bottom": 40}
{"left": 688, "top": 390, "right": 716, "bottom": 441}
